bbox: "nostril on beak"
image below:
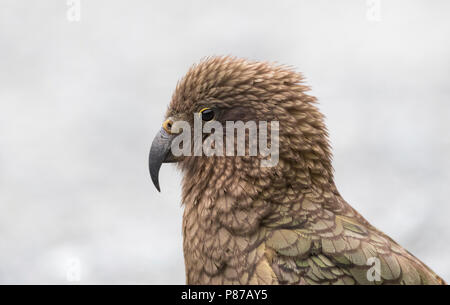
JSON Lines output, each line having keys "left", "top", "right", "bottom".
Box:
{"left": 162, "top": 119, "right": 173, "bottom": 134}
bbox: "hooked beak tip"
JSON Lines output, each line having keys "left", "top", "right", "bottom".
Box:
{"left": 149, "top": 128, "right": 174, "bottom": 192}
{"left": 149, "top": 163, "right": 161, "bottom": 192}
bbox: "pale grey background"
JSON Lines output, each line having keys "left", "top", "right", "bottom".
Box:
{"left": 0, "top": 0, "right": 449, "bottom": 284}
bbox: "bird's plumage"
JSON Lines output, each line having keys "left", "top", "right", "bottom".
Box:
{"left": 150, "top": 56, "right": 445, "bottom": 284}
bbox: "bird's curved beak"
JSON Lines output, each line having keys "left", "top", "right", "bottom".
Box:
{"left": 148, "top": 125, "right": 177, "bottom": 192}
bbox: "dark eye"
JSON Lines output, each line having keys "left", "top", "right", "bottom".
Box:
{"left": 200, "top": 108, "right": 215, "bottom": 121}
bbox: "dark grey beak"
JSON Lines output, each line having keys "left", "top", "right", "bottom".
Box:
{"left": 149, "top": 128, "right": 176, "bottom": 192}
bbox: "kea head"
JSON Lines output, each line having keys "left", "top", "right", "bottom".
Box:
{"left": 149, "top": 56, "right": 333, "bottom": 196}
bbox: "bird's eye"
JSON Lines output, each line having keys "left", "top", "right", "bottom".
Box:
{"left": 200, "top": 108, "right": 214, "bottom": 121}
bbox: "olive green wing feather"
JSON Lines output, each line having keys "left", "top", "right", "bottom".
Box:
{"left": 263, "top": 196, "right": 445, "bottom": 285}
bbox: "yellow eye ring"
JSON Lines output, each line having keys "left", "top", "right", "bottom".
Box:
{"left": 199, "top": 108, "right": 215, "bottom": 121}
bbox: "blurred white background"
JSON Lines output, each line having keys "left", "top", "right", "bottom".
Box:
{"left": 0, "top": 0, "right": 449, "bottom": 284}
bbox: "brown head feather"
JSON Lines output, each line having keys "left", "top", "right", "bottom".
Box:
{"left": 167, "top": 56, "right": 334, "bottom": 204}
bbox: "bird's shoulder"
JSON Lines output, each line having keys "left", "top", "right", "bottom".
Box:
{"left": 261, "top": 189, "right": 445, "bottom": 285}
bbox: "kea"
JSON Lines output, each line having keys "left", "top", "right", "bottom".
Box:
{"left": 148, "top": 56, "right": 445, "bottom": 285}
